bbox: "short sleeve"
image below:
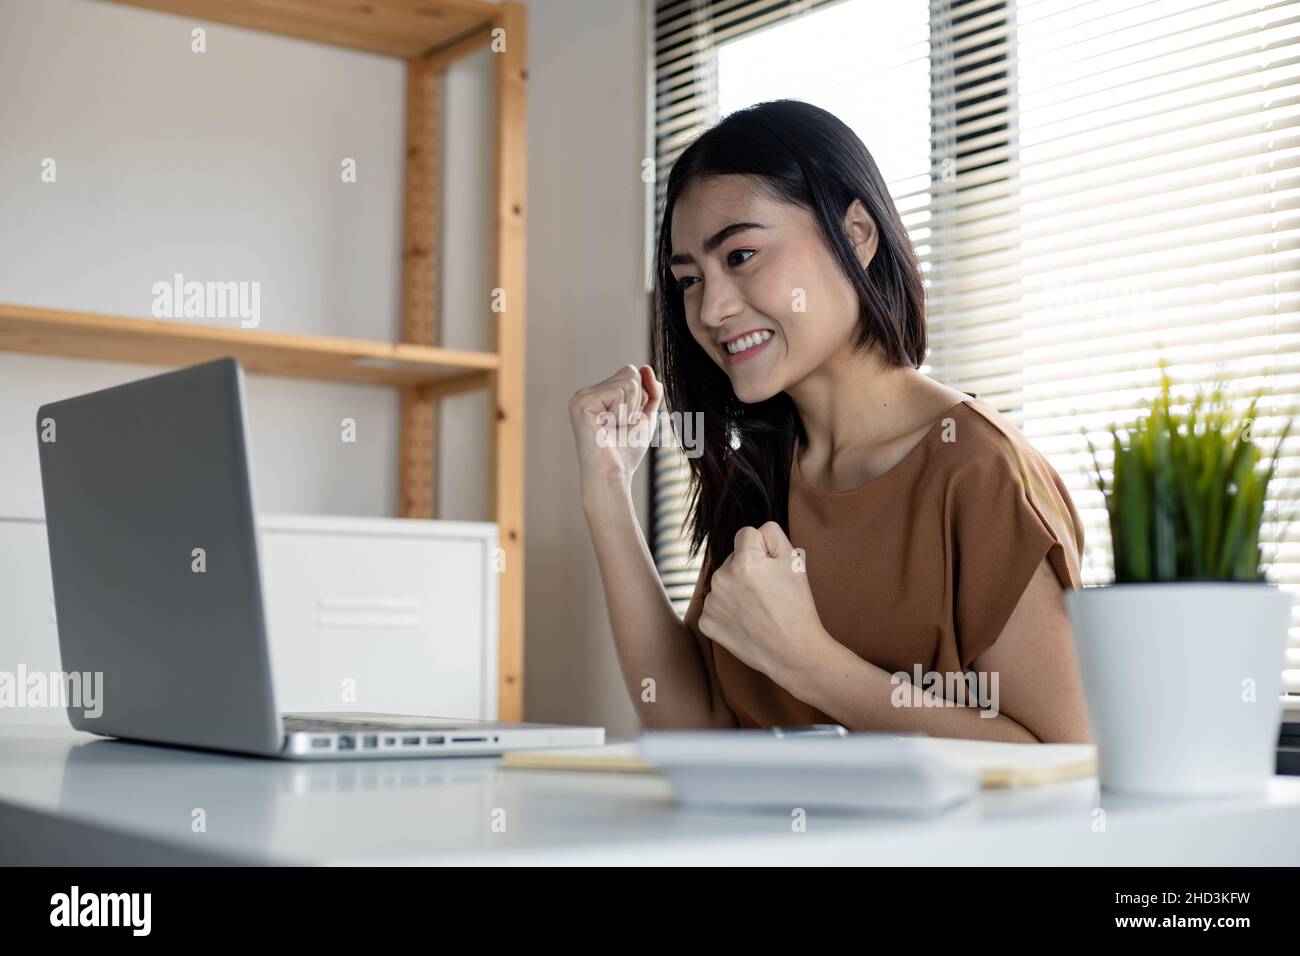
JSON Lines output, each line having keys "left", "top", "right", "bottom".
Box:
{"left": 682, "top": 547, "right": 739, "bottom": 726}
{"left": 949, "top": 446, "right": 1077, "bottom": 670}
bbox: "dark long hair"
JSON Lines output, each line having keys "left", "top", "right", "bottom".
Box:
{"left": 652, "top": 99, "right": 927, "bottom": 572}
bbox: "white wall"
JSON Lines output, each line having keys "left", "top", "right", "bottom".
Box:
{"left": 1, "top": 0, "right": 406, "bottom": 519}
{"left": 520, "top": 0, "right": 649, "bottom": 737}
{"left": 0, "top": 0, "right": 649, "bottom": 737}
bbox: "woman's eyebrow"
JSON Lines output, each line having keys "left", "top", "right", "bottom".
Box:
{"left": 669, "top": 222, "right": 766, "bottom": 266}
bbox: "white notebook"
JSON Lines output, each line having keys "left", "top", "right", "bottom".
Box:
{"left": 638, "top": 731, "right": 978, "bottom": 813}
{"left": 501, "top": 732, "right": 1098, "bottom": 813}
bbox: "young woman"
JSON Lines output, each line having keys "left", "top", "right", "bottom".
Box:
{"left": 569, "top": 100, "right": 1091, "bottom": 743}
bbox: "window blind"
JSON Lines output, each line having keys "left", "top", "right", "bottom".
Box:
{"left": 648, "top": 0, "right": 1300, "bottom": 706}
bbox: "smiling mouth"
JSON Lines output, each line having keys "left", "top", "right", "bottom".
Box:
{"left": 723, "top": 330, "right": 774, "bottom": 366}
{"left": 723, "top": 329, "right": 773, "bottom": 355}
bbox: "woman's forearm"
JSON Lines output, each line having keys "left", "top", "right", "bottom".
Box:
{"left": 780, "top": 631, "right": 1040, "bottom": 742}
{"left": 581, "top": 482, "right": 730, "bottom": 729}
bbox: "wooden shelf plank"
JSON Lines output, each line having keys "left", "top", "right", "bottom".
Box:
{"left": 492, "top": 2, "right": 527, "bottom": 723}
{"left": 105, "top": 0, "right": 502, "bottom": 59}
{"left": 399, "top": 56, "right": 444, "bottom": 520}
{"left": 0, "top": 305, "right": 496, "bottom": 390}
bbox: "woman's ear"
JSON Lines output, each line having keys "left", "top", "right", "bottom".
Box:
{"left": 842, "top": 198, "right": 879, "bottom": 271}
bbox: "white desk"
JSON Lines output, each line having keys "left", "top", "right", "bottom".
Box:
{"left": 2, "top": 727, "right": 1298, "bottom": 865}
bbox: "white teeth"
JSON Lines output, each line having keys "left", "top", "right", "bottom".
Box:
{"left": 726, "top": 330, "right": 772, "bottom": 354}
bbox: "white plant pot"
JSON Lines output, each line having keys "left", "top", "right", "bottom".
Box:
{"left": 1065, "top": 582, "right": 1292, "bottom": 797}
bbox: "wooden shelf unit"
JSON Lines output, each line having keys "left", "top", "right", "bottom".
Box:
{"left": 0, "top": 0, "right": 529, "bottom": 721}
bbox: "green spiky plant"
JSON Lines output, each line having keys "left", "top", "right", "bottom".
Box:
{"left": 1082, "top": 361, "right": 1294, "bottom": 584}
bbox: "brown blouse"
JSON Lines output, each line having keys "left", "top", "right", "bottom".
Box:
{"left": 683, "top": 393, "right": 1085, "bottom": 728}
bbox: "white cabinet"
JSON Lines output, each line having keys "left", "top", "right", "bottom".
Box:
{"left": 0, "top": 517, "right": 62, "bottom": 725}
{"left": 0, "top": 512, "right": 499, "bottom": 726}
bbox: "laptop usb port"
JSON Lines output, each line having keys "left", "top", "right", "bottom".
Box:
{"left": 363, "top": 735, "right": 378, "bottom": 749}
{"left": 337, "top": 735, "right": 356, "bottom": 750}
{"left": 401, "top": 736, "right": 421, "bottom": 746}
{"left": 311, "top": 737, "right": 332, "bottom": 749}
{"left": 426, "top": 735, "right": 444, "bottom": 745}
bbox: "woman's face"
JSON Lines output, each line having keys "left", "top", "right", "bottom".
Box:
{"left": 668, "top": 174, "right": 878, "bottom": 403}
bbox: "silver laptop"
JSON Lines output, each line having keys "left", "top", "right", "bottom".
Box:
{"left": 35, "top": 357, "right": 603, "bottom": 760}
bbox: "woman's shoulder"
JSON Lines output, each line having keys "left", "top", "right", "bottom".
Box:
{"left": 942, "top": 395, "right": 1086, "bottom": 579}
{"left": 941, "top": 395, "right": 1057, "bottom": 481}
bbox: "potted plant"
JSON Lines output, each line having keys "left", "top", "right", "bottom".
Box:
{"left": 1067, "top": 363, "right": 1295, "bottom": 796}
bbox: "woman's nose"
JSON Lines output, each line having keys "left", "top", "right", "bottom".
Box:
{"left": 699, "top": 280, "right": 743, "bottom": 329}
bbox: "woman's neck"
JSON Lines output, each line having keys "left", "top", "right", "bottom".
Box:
{"left": 786, "top": 344, "right": 928, "bottom": 465}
